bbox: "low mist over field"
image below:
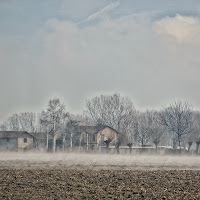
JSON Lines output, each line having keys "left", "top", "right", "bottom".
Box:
{"left": 0, "top": 153, "right": 200, "bottom": 170}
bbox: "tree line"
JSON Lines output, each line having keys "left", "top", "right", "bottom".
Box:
{"left": 0, "top": 93, "right": 200, "bottom": 154}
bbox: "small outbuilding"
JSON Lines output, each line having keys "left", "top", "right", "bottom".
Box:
{"left": 0, "top": 131, "right": 34, "bottom": 152}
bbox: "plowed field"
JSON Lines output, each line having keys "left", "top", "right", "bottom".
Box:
{"left": 0, "top": 153, "right": 200, "bottom": 199}
{"left": 0, "top": 169, "right": 200, "bottom": 199}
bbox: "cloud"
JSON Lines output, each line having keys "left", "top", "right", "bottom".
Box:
{"left": 155, "top": 14, "right": 200, "bottom": 44}
{"left": 1, "top": 13, "right": 200, "bottom": 121}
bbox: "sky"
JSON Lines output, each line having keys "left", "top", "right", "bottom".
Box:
{"left": 1, "top": 0, "right": 200, "bottom": 121}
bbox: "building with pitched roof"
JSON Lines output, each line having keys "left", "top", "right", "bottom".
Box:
{"left": 0, "top": 131, "right": 34, "bottom": 151}
{"left": 77, "top": 125, "right": 118, "bottom": 151}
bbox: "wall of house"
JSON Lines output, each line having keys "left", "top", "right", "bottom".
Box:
{"left": 18, "top": 137, "right": 33, "bottom": 151}
{"left": 96, "top": 127, "right": 117, "bottom": 146}
{"left": 0, "top": 138, "right": 18, "bottom": 151}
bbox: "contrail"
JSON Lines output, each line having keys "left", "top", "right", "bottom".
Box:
{"left": 78, "top": 1, "right": 120, "bottom": 24}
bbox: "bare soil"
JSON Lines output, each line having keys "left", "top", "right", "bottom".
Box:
{"left": 0, "top": 153, "right": 200, "bottom": 199}
{"left": 0, "top": 169, "right": 200, "bottom": 199}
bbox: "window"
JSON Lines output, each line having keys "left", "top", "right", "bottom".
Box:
{"left": 93, "top": 135, "right": 95, "bottom": 142}
{"left": 24, "top": 138, "right": 27, "bottom": 143}
{"left": 7, "top": 138, "right": 9, "bottom": 142}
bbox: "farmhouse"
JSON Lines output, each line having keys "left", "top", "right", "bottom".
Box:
{"left": 78, "top": 126, "right": 118, "bottom": 151}
{"left": 0, "top": 131, "right": 34, "bottom": 151}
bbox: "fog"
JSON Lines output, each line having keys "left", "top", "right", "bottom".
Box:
{"left": 0, "top": 153, "right": 200, "bottom": 170}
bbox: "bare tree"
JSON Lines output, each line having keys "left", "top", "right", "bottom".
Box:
{"left": 41, "top": 98, "right": 68, "bottom": 153}
{"left": 160, "top": 101, "right": 193, "bottom": 153}
{"left": 18, "top": 112, "right": 39, "bottom": 132}
{"left": 186, "top": 133, "right": 194, "bottom": 152}
{"left": 6, "top": 113, "right": 21, "bottom": 131}
{"left": 85, "top": 93, "right": 136, "bottom": 154}
{"left": 126, "top": 136, "right": 134, "bottom": 154}
{"left": 191, "top": 111, "right": 200, "bottom": 154}
{"left": 185, "top": 116, "right": 196, "bottom": 153}
{"left": 125, "top": 123, "right": 136, "bottom": 154}
{"left": 104, "top": 138, "right": 112, "bottom": 153}
{"left": 147, "top": 111, "right": 164, "bottom": 154}
{"left": 0, "top": 124, "right": 7, "bottom": 131}
{"left": 4, "top": 112, "right": 39, "bottom": 132}
{"left": 134, "top": 112, "right": 150, "bottom": 148}
{"left": 66, "top": 114, "right": 91, "bottom": 152}
{"left": 40, "top": 111, "right": 51, "bottom": 151}
{"left": 65, "top": 119, "right": 79, "bottom": 151}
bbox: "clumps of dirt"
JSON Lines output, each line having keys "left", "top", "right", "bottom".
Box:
{"left": 0, "top": 169, "right": 200, "bottom": 199}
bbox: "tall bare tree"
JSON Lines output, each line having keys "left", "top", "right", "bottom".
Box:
{"left": 191, "top": 111, "right": 200, "bottom": 154}
{"left": 134, "top": 112, "right": 150, "bottom": 148}
{"left": 126, "top": 130, "right": 135, "bottom": 154}
{"left": 6, "top": 113, "right": 21, "bottom": 131}
{"left": 18, "top": 112, "right": 39, "bottom": 132}
{"left": 65, "top": 119, "right": 79, "bottom": 151}
{"left": 55, "top": 113, "right": 91, "bottom": 152}
{"left": 125, "top": 118, "right": 137, "bottom": 154}
{"left": 85, "top": 93, "right": 136, "bottom": 154}
{"left": 160, "top": 101, "right": 193, "bottom": 153}
{"left": 41, "top": 98, "right": 68, "bottom": 153}
{"left": 4, "top": 112, "right": 40, "bottom": 132}
{"left": 147, "top": 111, "right": 164, "bottom": 154}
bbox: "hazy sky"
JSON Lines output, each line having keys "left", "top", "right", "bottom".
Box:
{"left": 1, "top": 0, "right": 200, "bottom": 120}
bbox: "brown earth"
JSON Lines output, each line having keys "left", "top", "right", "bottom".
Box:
{"left": 0, "top": 169, "right": 200, "bottom": 200}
